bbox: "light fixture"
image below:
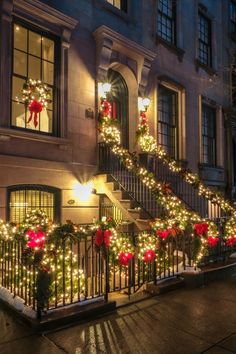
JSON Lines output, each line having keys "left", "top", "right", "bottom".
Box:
{"left": 102, "top": 82, "right": 111, "bottom": 94}
{"left": 138, "top": 97, "right": 150, "bottom": 112}
{"left": 73, "top": 181, "right": 94, "bottom": 202}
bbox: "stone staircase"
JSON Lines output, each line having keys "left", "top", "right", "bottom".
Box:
{"left": 93, "top": 174, "right": 151, "bottom": 231}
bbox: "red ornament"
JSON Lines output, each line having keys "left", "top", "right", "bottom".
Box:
{"left": 156, "top": 229, "right": 171, "bottom": 240}
{"left": 95, "top": 228, "right": 103, "bottom": 247}
{"left": 194, "top": 223, "right": 208, "bottom": 236}
{"left": 118, "top": 252, "right": 134, "bottom": 266}
{"left": 207, "top": 236, "right": 219, "bottom": 248}
{"left": 143, "top": 249, "right": 156, "bottom": 262}
{"left": 27, "top": 99, "right": 43, "bottom": 128}
{"left": 26, "top": 230, "right": 45, "bottom": 249}
{"left": 103, "top": 99, "right": 111, "bottom": 116}
{"left": 226, "top": 236, "right": 236, "bottom": 247}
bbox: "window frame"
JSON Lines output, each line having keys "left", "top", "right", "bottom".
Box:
{"left": 157, "top": 0, "right": 177, "bottom": 45}
{"left": 105, "top": 0, "right": 128, "bottom": 12}
{"left": 230, "top": 0, "right": 236, "bottom": 35}
{"left": 11, "top": 18, "right": 61, "bottom": 137}
{"left": 198, "top": 11, "right": 212, "bottom": 67}
{"left": 201, "top": 104, "right": 216, "bottom": 167}
{"left": 7, "top": 184, "right": 61, "bottom": 223}
{"left": 157, "top": 84, "right": 179, "bottom": 159}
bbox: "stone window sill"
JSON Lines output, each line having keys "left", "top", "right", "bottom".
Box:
{"left": 0, "top": 127, "right": 71, "bottom": 147}
{"left": 195, "top": 59, "right": 216, "bottom": 76}
{"left": 94, "top": 0, "right": 131, "bottom": 22}
{"left": 156, "top": 35, "right": 185, "bottom": 62}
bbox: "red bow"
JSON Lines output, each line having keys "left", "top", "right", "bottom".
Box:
{"left": 207, "top": 236, "right": 219, "bottom": 248}
{"left": 156, "top": 228, "right": 171, "bottom": 240}
{"left": 226, "top": 236, "right": 236, "bottom": 247}
{"left": 27, "top": 99, "right": 43, "bottom": 128}
{"left": 26, "top": 230, "right": 45, "bottom": 249}
{"left": 118, "top": 252, "right": 134, "bottom": 266}
{"left": 194, "top": 223, "right": 208, "bottom": 236}
{"left": 95, "top": 228, "right": 111, "bottom": 248}
{"left": 143, "top": 249, "right": 156, "bottom": 262}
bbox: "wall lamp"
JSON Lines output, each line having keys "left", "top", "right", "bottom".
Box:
{"left": 138, "top": 97, "right": 151, "bottom": 112}
{"left": 98, "top": 82, "right": 112, "bottom": 97}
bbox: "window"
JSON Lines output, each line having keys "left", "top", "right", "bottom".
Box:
{"left": 230, "top": 1, "right": 236, "bottom": 35}
{"left": 158, "top": 85, "right": 178, "bottom": 158}
{"left": 106, "top": 0, "right": 127, "bottom": 12}
{"left": 7, "top": 186, "right": 60, "bottom": 223}
{"left": 11, "top": 23, "right": 57, "bottom": 134}
{"left": 157, "top": 0, "right": 176, "bottom": 44}
{"left": 202, "top": 104, "right": 216, "bottom": 166}
{"left": 232, "top": 64, "right": 236, "bottom": 106}
{"left": 198, "top": 13, "right": 211, "bottom": 66}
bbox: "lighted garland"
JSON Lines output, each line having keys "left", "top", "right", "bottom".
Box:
{"left": 137, "top": 231, "right": 157, "bottom": 262}
{"left": 98, "top": 94, "right": 226, "bottom": 262}
{"left": 16, "top": 79, "right": 52, "bottom": 128}
{"left": 136, "top": 119, "right": 236, "bottom": 216}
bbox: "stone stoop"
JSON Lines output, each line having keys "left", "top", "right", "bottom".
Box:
{"left": 145, "top": 278, "right": 185, "bottom": 295}
{"left": 93, "top": 174, "right": 152, "bottom": 231}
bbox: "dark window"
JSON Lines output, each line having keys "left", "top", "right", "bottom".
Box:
{"left": 158, "top": 85, "right": 178, "bottom": 158}
{"left": 157, "top": 0, "right": 176, "bottom": 44}
{"left": 232, "top": 64, "right": 236, "bottom": 106}
{"left": 202, "top": 104, "right": 216, "bottom": 166}
{"left": 230, "top": 1, "right": 236, "bottom": 35}
{"left": 12, "top": 23, "right": 58, "bottom": 134}
{"left": 7, "top": 185, "right": 60, "bottom": 223}
{"left": 106, "top": 0, "right": 127, "bottom": 12}
{"left": 198, "top": 13, "right": 212, "bottom": 66}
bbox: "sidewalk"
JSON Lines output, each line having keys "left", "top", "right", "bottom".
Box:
{"left": 1, "top": 277, "right": 236, "bottom": 354}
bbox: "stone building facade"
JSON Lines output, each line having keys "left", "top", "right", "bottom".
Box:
{"left": 0, "top": 0, "right": 235, "bottom": 223}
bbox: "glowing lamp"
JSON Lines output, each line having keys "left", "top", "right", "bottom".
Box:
{"left": 73, "top": 181, "right": 93, "bottom": 202}
{"left": 138, "top": 97, "right": 150, "bottom": 112}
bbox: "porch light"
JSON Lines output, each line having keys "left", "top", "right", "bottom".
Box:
{"left": 102, "top": 82, "right": 111, "bottom": 94}
{"left": 138, "top": 97, "right": 150, "bottom": 112}
{"left": 73, "top": 181, "right": 94, "bottom": 202}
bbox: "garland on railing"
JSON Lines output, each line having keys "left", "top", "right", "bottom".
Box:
{"left": 136, "top": 112, "right": 236, "bottom": 217}
{"left": 98, "top": 94, "right": 225, "bottom": 261}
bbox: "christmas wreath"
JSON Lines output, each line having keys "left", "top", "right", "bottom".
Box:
{"left": 18, "top": 79, "right": 52, "bottom": 128}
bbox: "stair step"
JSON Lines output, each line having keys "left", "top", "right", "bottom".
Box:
{"left": 136, "top": 219, "right": 152, "bottom": 230}
{"left": 117, "top": 222, "right": 135, "bottom": 233}
{"left": 112, "top": 190, "right": 130, "bottom": 200}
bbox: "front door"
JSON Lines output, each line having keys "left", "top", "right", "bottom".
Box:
{"left": 107, "top": 69, "right": 129, "bottom": 149}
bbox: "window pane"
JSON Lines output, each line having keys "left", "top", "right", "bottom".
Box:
{"left": 13, "top": 50, "right": 27, "bottom": 76}
{"left": 42, "top": 37, "right": 54, "bottom": 62}
{"left": 12, "top": 102, "right": 26, "bottom": 128}
{"left": 14, "top": 25, "right": 27, "bottom": 52}
{"left": 28, "top": 55, "right": 41, "bottom": 80}
{"left": 12, "top": 76, "right": 25, "bottom": 101}
{"left": 29, "top": 31, "right": 41, "bottom": 57}
{"left": 42, "top": 61, "right": 54, "bottom": 85}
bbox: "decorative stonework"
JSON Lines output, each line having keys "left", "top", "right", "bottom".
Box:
{"left": 93, "top": 25, "right": 156, "bottom": 94}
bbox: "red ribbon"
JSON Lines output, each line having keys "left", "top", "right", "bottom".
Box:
{"left": 27, "top": 100, "right": 43, "bottom": 128}
{"left": 194, "top": 223, "right": 208, "bottom": 236}
{"left": 118, "top": 252, "right": 134, "bottom": 266}
{"left": 95, "top": 228, "right": 111, "bottom": 248}
{"left": 143, "top": 249, "right": 156, "bottom": 262}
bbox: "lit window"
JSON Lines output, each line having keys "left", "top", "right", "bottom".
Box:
{"left": 12, "top": 23, "right": 57, "bottom": 134}
{"left": 202, "top": 104, "right": 216, "bottom": 166}
{"left": 198, "top": 13, "right": 212, "bottom": 66}
{"left": 157, "top": 0, "right": 176, "bottom": 44}
{"left": 158, "top": 85, "right": 178, "bottom": 159}
{"left": 230, "top": 1, "right": 236, "bottom": 35}
{"left": 8, "top": 186, "right": 60, "bottom": 223}
{"left": 106, "top": 0, "right": 127, "bottom": 12}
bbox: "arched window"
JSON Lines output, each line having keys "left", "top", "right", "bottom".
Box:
{"left": 7, "top": 185, "right": 60, "bottom": 223}
{"left": 107, "top": 69, "right": 129, "bottom": 148}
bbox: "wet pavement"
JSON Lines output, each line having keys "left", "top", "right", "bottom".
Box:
{"left": 1, "top": 278, "right": 236, "bottom": 354}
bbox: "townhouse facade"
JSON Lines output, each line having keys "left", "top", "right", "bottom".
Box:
{"left": 0, "top": 0, "right": 235, "bottom": 225}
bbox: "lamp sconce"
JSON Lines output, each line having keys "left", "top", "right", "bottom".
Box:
{"left": 138, "top": 97, "right": 151, "bottom": 112}
{"left": 98, "top": 82, "right": 111, "bottom": 98}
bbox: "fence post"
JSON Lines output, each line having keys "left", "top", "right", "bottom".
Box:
{"left": 153, "top": 259, "right": 157, "bottom": 285}
{"left": 104, "top": 249, "right": 109, "bottom": 302}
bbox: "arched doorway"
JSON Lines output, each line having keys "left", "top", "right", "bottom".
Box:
{"left": 107, "top": 69, "right": 129, "bottom": 148}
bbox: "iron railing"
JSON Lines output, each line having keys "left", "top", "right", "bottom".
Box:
{"left": 99, "top": 143, "right": 165, "bottom": 218}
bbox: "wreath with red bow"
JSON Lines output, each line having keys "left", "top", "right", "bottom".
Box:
{"left": 18, "top": 79, "right": 52, "bottom": 128}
